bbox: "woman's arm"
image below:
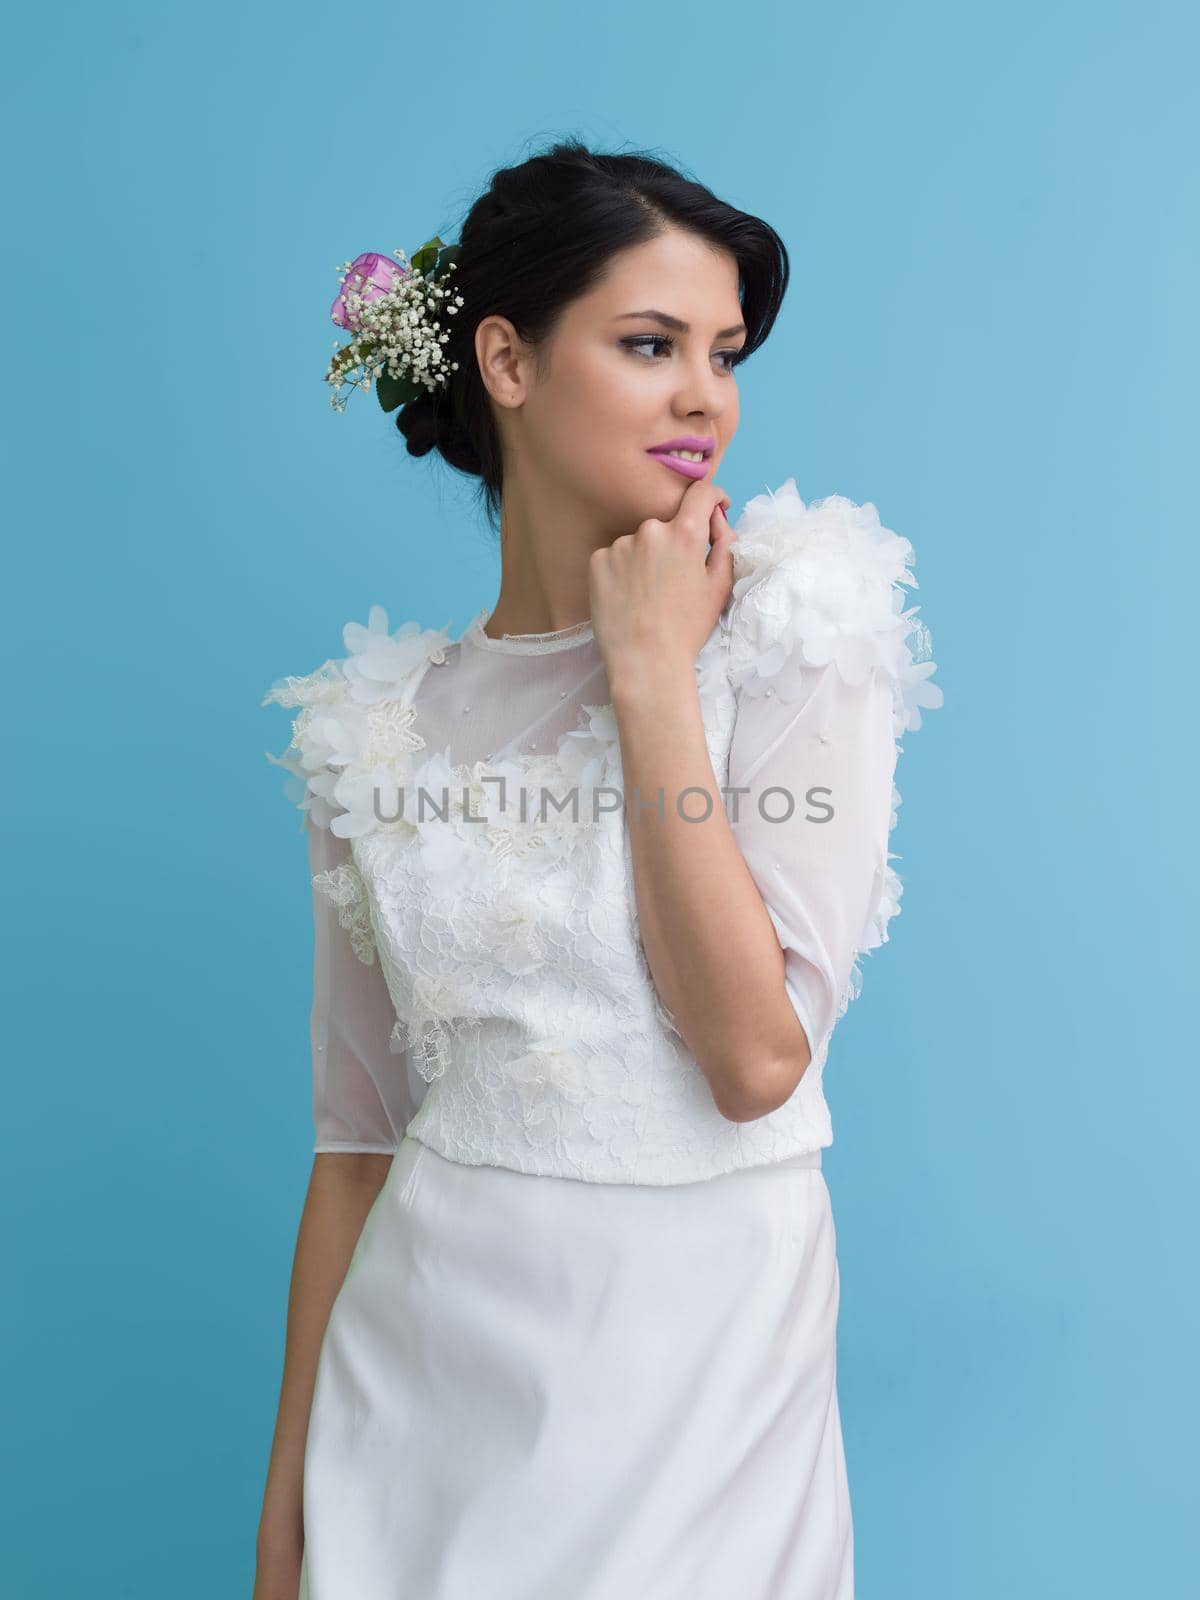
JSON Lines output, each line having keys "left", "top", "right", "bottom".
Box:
{"left": 611, "top": 663, "right": 811, "bottom": 1123}
{"left": 594, "top": 479, "right": 935, "bottom": 1126}
{"left": 254, "top": 1153, "right": 391, "bottom": 1594}
{"left": 254, "top": 814, "right": 412, "bottom": 1591}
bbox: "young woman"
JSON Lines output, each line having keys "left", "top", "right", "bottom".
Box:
{"left": 254, "top": 137, "right": 942, "bottom": 1600}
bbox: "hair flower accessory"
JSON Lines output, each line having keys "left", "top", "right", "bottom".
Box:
{"left": 325, "top": 237, "right": 464, "bottom": 414}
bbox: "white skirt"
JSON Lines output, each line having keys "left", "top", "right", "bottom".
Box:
{"left": 298, "top": 1134, "right": 853, "bottom": 1600}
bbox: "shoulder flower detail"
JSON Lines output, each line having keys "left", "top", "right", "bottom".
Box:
{"left": 724, "top": 478, "right": 943, "bottom": 736}
{"left": 262, "top": 604, "right": 452, "bottom": 834}
{"left": 340, "top": 607, "right": 451, "bottom": 706}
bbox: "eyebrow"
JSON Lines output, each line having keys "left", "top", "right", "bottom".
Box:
{"left": 615, "top": 309, "right": 748, "bottom": 339}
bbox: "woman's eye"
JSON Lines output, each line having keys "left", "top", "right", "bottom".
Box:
{"left": 622, "top": 335, "right": 741, "bottom": 371}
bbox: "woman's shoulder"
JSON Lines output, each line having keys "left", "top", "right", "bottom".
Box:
{"left": 261, "top": 605, "right": 454, "bottom": 828}
{"left": 722, "top": 477, "right": 944, "bottom": 735}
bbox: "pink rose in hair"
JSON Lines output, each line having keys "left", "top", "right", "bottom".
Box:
{"left": 331, "top": 252, "right": 409, "bottom": 331}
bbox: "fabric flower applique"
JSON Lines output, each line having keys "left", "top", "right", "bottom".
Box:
{"left": 401, "top": 747, "right": 487, "bottom": 886}
{"left": 342, "top": 606, "right": 450, "bottom": 706}
{"left": 263, "top": 606, "right": 454, "bottom": 836}
{"left": 509, "top": 1038, "right": 589, "bottom": 1113}
{"left": 725, "top": 478, "right": 944, "bottom": 734}
{"left": 556, "top": 702, "right": 623, "bottom": 792}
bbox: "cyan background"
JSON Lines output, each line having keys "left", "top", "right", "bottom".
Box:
{"left": 6, "top": 0, "right": 1195, "bottom": 1593}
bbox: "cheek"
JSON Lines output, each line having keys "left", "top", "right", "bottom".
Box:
{"left": 547, "top": 365, "right": 652, "bottom": 461}
{"left": 580, "top": 349, "right": 662, "bottom": 421}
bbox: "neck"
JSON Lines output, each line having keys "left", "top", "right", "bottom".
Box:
{"left": 486, "top": 472, "right": 618, "bottom": 638}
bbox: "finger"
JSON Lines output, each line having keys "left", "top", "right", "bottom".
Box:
{"left": 706, "top": 528, "right": 736, "bottom": 579}
{"left": 709, "top": 497, "right": 734, "bottom": 536}
{"left": 710, "top": 486, "right": 733, "bottom": 527}
{"left": 674, "top": 477, "right": 728, "bottom": 539}
{"left": 705, "top": 501, "right": 737, "bottom": 568}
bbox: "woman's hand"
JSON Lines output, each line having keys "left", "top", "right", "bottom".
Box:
{"left": 589, "top": 479, "right": 736, "bottom": 692}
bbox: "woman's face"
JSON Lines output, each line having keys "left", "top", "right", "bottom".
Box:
{"left": 482, "top": 227, "right": 744, "bottom": 535}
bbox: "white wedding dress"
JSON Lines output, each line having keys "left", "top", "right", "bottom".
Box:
{"left": 263, "top": 480, "right": 942, "bottom": 1600}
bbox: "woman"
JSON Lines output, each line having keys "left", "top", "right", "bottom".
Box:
{"left": 255, "top": 137, "right": 942, "bottom": 1600}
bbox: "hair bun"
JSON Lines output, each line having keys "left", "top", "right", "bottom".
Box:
{"left": 395, "top": 390, "right": 442, "bottom": 459}
{"left": 396, "top": 387, "right": 483, "bottom": 477}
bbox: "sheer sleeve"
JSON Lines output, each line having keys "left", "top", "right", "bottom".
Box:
{"left": 262, "top": 636, "right": 425, "bottom": 1155}
{"left": 723, "top": 482, "right": 944, "bottom": 1075}
{"left": 307, "top": 816, "right": 423, "bottom": 1153}
{"left": 726, "top": 662, "right": 897, "bottom": 1072}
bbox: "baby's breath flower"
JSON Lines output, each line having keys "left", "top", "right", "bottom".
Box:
{"left": 324, "top": 240, "right": 465, "bottom": 414}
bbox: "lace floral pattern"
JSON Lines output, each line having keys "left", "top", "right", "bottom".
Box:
{"left": 311, "top": 860, "right": 377, "bottom": 966}
{"left": 263, "top": 484, "right": 942, "bottom": 1183}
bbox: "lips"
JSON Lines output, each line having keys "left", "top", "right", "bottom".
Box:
{"left": 647, "top": 435, "right": 714, "bottom": 455}
{"left": 647, "top": 449, "right": 710, "bottom": 481}
{"left": 645, "top": 435, "right": 714, "bottom": 482}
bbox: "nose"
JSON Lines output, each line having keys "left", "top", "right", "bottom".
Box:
{"left": 676, "top": 352, "right": 727, "bottom": 423}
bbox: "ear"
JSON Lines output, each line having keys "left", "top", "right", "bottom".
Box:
{"left": 476, "top": 314, "right": 531, "bottom": 408}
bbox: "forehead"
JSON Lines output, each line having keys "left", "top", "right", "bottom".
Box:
{"left": 574, "top": 229, "right": 742, "bottom": 326}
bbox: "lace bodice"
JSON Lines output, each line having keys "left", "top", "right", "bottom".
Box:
{"left": 264, "top": 480, "right": 943, "bottom": 1184}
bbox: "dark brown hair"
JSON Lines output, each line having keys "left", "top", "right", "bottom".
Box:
{"left": 396, "top": 135, "right": 790, "bottom": 527}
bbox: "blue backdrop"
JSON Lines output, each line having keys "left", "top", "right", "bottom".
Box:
{"left": 6, "top": 0, "right": 1195, "bottom": 1593}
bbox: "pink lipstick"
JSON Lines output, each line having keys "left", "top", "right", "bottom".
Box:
{"left": 646, "top": 435, "right": 714, "bottom": 481}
